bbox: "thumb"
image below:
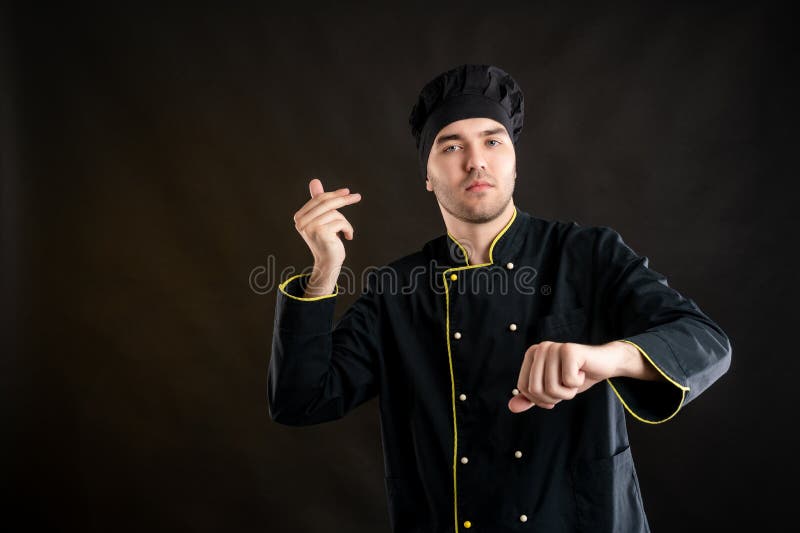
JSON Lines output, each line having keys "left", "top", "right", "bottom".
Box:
{"left": 309, "top": 178, "right": 324, "bottom": 198}
{"left": 508, "top": 395, "right": 536, "bottom": 413}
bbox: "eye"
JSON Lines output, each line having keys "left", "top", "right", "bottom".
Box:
{"left": 444, "top": 145, "right": 460, "bottom": 153}
{"left": 488, "top": 139, "right": 501, "bottom": 146}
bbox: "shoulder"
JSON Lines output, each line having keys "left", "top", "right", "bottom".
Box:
{"left": 526, "top": 214, "right": 635, "bottom": 260}
{"left": 526, "top": 214, "right": 601, "bottom": 247}
{"left": 353, "top": 246, "right": 431, "bottom": 297}
{"left": 559, "top": 222, "right": 641, "bottom": 268}
{"left": 386, "top": 248, "right": 429, "bottom": 271}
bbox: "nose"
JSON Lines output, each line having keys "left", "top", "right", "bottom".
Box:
{"left": 464, "top": 144, "right": 488, "bottom": 173}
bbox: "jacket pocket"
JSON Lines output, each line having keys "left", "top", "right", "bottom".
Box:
{"left": 536, "top": 307, "right": 589, "bottom": 343}
{"left": 571, "top": 445, "right": 649, "bottom": 533}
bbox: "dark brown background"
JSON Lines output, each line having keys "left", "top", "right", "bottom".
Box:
{"left": 2, "top": 2, "right": 795, "bottom": 531}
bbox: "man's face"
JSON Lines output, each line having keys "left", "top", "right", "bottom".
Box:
{"left": 425, "top": 117, "right": 517, "bottom": 224}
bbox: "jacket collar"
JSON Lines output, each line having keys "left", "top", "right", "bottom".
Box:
{"left": 425, "top": 205, "right": 529, "bottom": 268}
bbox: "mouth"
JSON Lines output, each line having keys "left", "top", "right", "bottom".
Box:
{"left": 466, "top": 181, "right": 493, "bottom": 192}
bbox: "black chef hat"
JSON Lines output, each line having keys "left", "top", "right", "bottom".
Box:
{"left": 408, "top": 64, "right": 525, "bottom": 180}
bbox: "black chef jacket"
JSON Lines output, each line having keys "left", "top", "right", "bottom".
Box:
{"left": 268, "top": 206, "right": 732, "bottom": 533}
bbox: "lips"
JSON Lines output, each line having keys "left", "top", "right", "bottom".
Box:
{"left": 466, "top": 181, "right": 493, "bottom": 191}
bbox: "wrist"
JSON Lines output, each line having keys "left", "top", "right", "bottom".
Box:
{"left": 609, "top": 341, "right": 645, "bottom": 379}
{"left": 303, "top": 264, "right": 340, "bottom": 298}
{"left": 609, "top": 340, "right": 662, "bottom": 381}
{"left": 312, "top": 260, "right": 342, "bottom": 276}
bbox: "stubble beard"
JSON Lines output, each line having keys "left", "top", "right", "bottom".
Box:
{"left": 430, "top": 166, "right": 516, "bottom": 224}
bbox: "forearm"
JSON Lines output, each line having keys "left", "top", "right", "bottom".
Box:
{"left": 270, "top": 274, "right": 339, "bottom": 425}
{"left": 269, "top": 271, "right": 381, "bottom": 426}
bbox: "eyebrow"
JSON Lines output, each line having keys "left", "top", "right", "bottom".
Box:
{"left": 435, "top": 127, "right": 507, "bottom": 146}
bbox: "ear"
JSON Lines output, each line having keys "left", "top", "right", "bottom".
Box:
{"left": 425, "top": 177, "right": 433, "bottom": 192}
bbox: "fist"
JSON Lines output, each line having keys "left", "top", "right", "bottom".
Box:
{"left": 508, "top": 341, "right": 623, "bottom": 413}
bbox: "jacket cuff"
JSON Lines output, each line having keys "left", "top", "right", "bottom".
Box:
{"left": 274, "top": 273, "right": 339, "bottom": 335}
{"left": 606, "top": 334, "right": 690, "bottom": 424}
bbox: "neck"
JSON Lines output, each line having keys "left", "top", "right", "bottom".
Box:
{"left": 442, "top": 201, "right": 516, "bottom": 265}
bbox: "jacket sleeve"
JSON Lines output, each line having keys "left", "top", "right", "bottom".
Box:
{"left": 593, "top": 226, "right": 732, "bottom": 424}
{"left": 268, "top": 272, "right": 382, "bottom": 426}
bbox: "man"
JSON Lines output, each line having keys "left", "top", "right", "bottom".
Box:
{"left": 268, "top": 64, "right": 731, "bottom": 532}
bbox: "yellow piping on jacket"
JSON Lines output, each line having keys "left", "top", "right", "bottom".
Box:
{"left": 607, "top": 339, "right": 690, "bottom": 424}
{"left": 278, "top": 272, "right": 340, "bottom": 301}
{"left": 443, "top": 206, "right": 517, "bottom": 533}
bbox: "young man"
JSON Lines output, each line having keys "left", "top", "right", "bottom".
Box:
{"left": 269, "top": 64, "right": 731, "bottom": 532}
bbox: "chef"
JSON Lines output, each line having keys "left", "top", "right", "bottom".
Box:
{"left": 268, "top": 64, "right": 732, "bottom": 532}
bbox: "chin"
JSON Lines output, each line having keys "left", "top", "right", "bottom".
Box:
{"left": 463, "top": 203, "right": 503, "bottom": 220}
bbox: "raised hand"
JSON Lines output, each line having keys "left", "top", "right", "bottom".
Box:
{"left": 292, "top": 178, "right": 362, "bottom": 297}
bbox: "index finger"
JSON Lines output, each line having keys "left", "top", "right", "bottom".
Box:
{"left": 295, "top": 187, "right": 352, "bottom": 222}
